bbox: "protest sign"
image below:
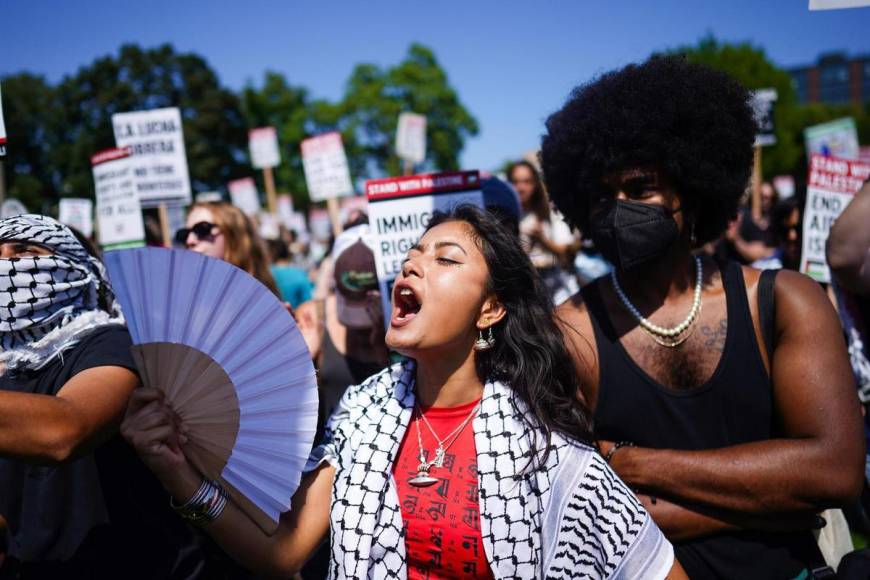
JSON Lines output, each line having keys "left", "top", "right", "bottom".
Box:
{"left": 809, "top": 0, "right": 870, "bottom": 8}
{"left": 301, "top": 132, "right": 354, "bottom": 203}
{"left": 365, "top": 170, "right": 482, "bottom": 322}
{"left": 801, "top": 154, "right": 870, "bottom": 282}
{"left": 0, "top": 82, "right": 6, "bottom": 157}
{"left": 58, "top": 198, "right": 94, "bottom": 237}
{"left": 112, "top": 107, "right": 192, "bottom": 207}
{"left": 258, "top": 212, "right": 281, "bottom": 240}
{"left": 308, "top": 207, "right": 332, "bottom": 241}
{"left": 249, "top": 127, "right": 281, "bottom": 169}
{"left": 396, "top": 112, "right": 427, "bottom": 165}
{"left": 91, "top": 148, "right": 145, "bottom": 250}
{"left": 751, "top": 89, "right": 778, "bottom": 147}
{"left": 804, "top": 118, "right": 860, "bottom": 160}
{"left": 277, "top": 194, "right": 294, "bottom": 223}
{"left": 228, "top": 177, "right": 261, "bottom": 215}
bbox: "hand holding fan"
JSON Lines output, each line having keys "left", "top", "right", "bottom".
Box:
{"left": 104, "top": 247, "right": 318, "bottom": 534}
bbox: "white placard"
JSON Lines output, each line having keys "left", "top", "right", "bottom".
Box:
{"left": 751, "top": 89, "right": 778, "bottom": 147}
{"left": 800, "top": 154, "right": 870, "bottom": 282}
{"left": 366, "top": 171, "right": 482, "bottom": 323}
{"left": 396, "top": 112, "right": 427, "bottom": 164}
{"left": 228, "top": 177, "right": 261, "bottom": 215}
{"left": 301, "top": 132, "right": 354, "bottom": 202}
{"left": 277, "top": 194, "right": 294, "bottom": 223}
{"left": 112, "top": 107, "right": 192, "bottom": 207}
{"left": 58, "top": 198, "right": 94, "bottom": 238}
{"left": 810, "top": 0, "right": 870, "bottom": 9}
{"left": 249, "top": 126, "right": 281, "bottom": 169}
{"left": 804, "top": 118, "right": 860, "bottom": 160}
{"left": 91, "top": 148, "right": 146, "bottom": 249}
{"left": 0, "top": 82, "right": 6, "bottom": 157}
{"left": 258, "top": 212, "right": 281, "bottom": 240}
{"left": 308, "top": 208, "right": 332, "bottom": 241}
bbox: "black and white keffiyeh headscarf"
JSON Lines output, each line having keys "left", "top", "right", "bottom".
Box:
{"left": 0, "top": 214, "right": 124, "bottom": 373}
{"left": 306, "top": 360, "right": 674, "bottom": 579}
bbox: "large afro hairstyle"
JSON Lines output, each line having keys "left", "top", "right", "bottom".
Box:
{"left": 540, "top": 54, "right": 757, "bottom": 246}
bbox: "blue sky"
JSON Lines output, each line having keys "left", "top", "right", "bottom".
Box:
{"left": 2, "top": 0, "right": 867, "bottom": 172}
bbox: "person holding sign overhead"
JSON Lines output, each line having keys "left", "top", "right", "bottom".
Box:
{"left": 121, "top": 204, "right": 685, "bottom": 579}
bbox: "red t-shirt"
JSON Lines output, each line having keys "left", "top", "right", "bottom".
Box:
{"left": 393, "top": 399, "right": 493, "bottom": 580}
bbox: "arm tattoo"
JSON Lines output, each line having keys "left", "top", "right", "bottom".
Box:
{"left": 700, "top": 319, "right": 728, "bottom": 352}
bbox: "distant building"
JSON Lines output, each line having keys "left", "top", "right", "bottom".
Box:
{"left": 787, "top": 52, "right": 870, "bottom": 105}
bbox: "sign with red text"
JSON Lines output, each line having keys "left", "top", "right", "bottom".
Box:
{"left": 396, "top": 112, "right": 427, "bottom": 164}
{"left": 365, "top": 170, "right": 483, "bottom": 322}
{"left": 801, "top": 154, "right": 870, "bottom": 282}
{"left": 92, "top": 148, "right": 145, "bottom": 250}
{"left": 112, "top": 107, "right": 192, "bottom": 207}
{"left": 301, "top": 132, "right": 354, "bottom": 202}
{"left": 249, "top": 126, "right": 281, "bottom": 169}
{"left": 0, "top": 82, "right": 6, "bottom": 156}
{"left": 59, "top": 198, "right": 94, "bottom": 238}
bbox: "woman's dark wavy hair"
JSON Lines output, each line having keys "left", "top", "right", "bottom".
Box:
{"left": 507, "top": 160, "right": 550, "bottom": 222}
{"left": 540, "top": 54, "right": 757, "bottom": 246}
{"left": 424, "top": 205, "right": 593, "bottom": 467}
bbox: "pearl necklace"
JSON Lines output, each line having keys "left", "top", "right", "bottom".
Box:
{"left": 611, "top": 255, "right": 703, "bottom": 340}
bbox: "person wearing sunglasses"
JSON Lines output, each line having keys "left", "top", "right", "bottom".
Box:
{"left": 176, "top": 202, "right": 280, "bottom": 298}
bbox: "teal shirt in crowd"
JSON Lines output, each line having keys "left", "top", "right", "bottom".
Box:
{"left": 271, "top": 265, "right": 313, "bottom": 308}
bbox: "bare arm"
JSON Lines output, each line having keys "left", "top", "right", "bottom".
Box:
{"left": 121, "top": 389, "right": 332, "bottom": 578}
{"left": 0, "top": 365, "right": 138, "bottom": 463}
{"left": 828, "top": 181, "right": 870, "bottom": 296}
{"left": 609, "top": 271, "right": 865, "bottom": 514}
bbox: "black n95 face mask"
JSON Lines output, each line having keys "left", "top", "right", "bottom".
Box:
{"left": 588, "top": 199, "right": 681, "bottom": 271}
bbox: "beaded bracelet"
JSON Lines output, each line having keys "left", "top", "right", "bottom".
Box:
{"left": 170, "top": 478, "right": 228, "bottom": 526}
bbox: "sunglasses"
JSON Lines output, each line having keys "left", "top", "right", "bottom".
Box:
{"left": 174, "top": 222, "right": 219, "bottom": 245}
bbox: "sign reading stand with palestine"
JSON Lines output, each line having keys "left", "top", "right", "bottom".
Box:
{"left": 801, "top": 154, "right": 870, "bottom": 282}
{"left": 112, "top": 107, "right": 192, "bottom": 208}
{"left": 91, "top": 148, "right": 146, "bottom": 250}
{"left": 366, "top": 170, "right": 482, "bottom": 323}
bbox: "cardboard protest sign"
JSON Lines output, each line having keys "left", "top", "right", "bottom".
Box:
{"left": 228, "top": 177, "right": 261, "bottom": 215}
{"left": 751, "top": 89, "right": 778, "bottom": 147}
{"left": 365, "top": 170, "right": 482, "bottom": 322}
{"left": 801, "top": 154, "right": 870, "bottom": 282}
{"left": 91, "top": 148, "right": 146, "bottom": 250}
{"left": 0, "top": 82, "right": 6, "bottom": 157}
{"left": 396, "top": 113, "right": 427, "bottom": 164}
{"left": 301, "top": 132, "right": 354, "bottom": 202}
{"left": 58, "top": 198, "right": 94, "bottom": 238}
{"left": 249, "top": 127, "right": 281, "bottom": 169}
{"left": 112, "top": 107, "right": 192, "bottom": 207}
{"left": 805, "top": 118, "right": 860, "bottom": 160}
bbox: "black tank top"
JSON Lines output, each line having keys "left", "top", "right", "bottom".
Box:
{"left": 583, "top": 260, "right": 822, "bottom": 580}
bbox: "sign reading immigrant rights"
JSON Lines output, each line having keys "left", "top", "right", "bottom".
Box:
{"left": 249, "top": 126, "right": 281, "bottom": 169}
{"left": 112, "top": 107, "right": 192, "bottom": 207}
{"left": 91, "top": 148, "right": 146, "bottom": 250}
{"left": 800, "top": 154, "right": 870, "bottom": 282}
{"left": 301, "top": 132, "right": 354, "bottom": 202}
{"left": 365, "top": 170, "right": 483, "bottom": 324}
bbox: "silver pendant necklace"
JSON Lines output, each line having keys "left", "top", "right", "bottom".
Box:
{"left": 408, "top": 400, "right": 481, "bottom": 487}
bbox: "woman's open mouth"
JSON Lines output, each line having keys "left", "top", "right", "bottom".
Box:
{"left": 391, "top": 284, "right": 422, "bottom": 328}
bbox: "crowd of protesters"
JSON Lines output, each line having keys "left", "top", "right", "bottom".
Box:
{"left": 1, "top": 54, "right": 870, "bottom": 580}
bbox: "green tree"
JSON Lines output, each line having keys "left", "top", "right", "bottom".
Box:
{"left": 670, "top": 35, "right": 870, "bottom": 180}
{"left": 3, "top": 44, "right": 249, "bottom": 207}
{"left": 329, "top": 43, "right": 479, "bottom": 179}
{"left": 240, "top": 72, "right": 313, "bottom": 208}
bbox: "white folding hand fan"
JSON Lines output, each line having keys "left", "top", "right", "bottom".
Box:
{"left": 104, "top": 247, "right": 318, "bottom": 535}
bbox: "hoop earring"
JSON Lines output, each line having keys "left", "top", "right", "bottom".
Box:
{"left": 474, "top": 327, "right": 495, "bottom": 351}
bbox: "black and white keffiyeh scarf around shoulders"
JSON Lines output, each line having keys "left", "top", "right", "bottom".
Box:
{"left": 306, "top": 360, "right": 675, "bottom": 580}
{"left": 0, "top": 214, "right": 124, "bottom": 374}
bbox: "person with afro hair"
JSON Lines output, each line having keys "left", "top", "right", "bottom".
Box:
{"left": 549, "top": 54, "right": 864, "bottom": 579}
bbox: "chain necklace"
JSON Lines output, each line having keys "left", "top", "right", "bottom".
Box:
{"left": 408, "top": 400, "right": 481, "bottom": 487}
{"left": 612, "top": 255, "right": 703, "bottom": 348}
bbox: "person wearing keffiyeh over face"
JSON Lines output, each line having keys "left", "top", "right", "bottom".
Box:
{"left": 123, "top": 205, "right": 687, "bottom": 579}
{"left": 0, "top": 215, "right": 215, "bottom": 579}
